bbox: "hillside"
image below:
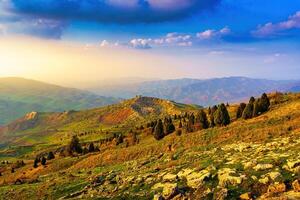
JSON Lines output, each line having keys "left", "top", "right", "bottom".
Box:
{"left": 88, "top": 77, "right": 298, "bottom": 106}
{"left": 0, "top": 77, "right": 119, "bottom": 125}
{"left": 0, "top": 93, "right": 300, "bottom": 199}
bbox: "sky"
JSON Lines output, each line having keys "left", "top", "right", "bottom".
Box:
{"left": 0, "top": 0, "right": 300, "bottom": 86}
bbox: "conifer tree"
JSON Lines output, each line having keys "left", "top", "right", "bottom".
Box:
{"left": 242, "top": 97, "right": 255, "bottom": 119}
{"left": 68, "top": 135, "right": 83, "bottom": 154}
{"left": 196, "top": 110, "right": 209, "bottom": 129}
{"left": 214, "top": 104, "right": 230, "bottom": 126}
{"left": 252, "top": 99, "right": 262, "bottom": 117}
{"left": 260, "top": 93, "right": 270, "bottom": 112}
{"left": 41, "top": 157, "right": 46, "bottom": 166}
{"left": 154, "top": 119, "right": 164, "bottom": 140}
{"left": 47, "top": 151, "right": 55, "bottom": 160}
{"left": 33, "top": 158, "right": 39, "bottom": 168}
{"left": 236, "top": 103, "right": 246, "bottom": 119}
{"left": 210, "top": 105, "right": 218, "bottom": 127}
{"left": 88, "top": 142, "right": 95, "bottom": 152}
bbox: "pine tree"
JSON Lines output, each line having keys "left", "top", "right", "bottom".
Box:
{"left": 260, "top": 93, "right": 270, "bottom": 112}
{"left": 68, "top": 135, "right": 83, "bottom": 154}
{"left": 88, "top": 142, "right": 95, "bottom": 152}
{"left": 236, "top": 103, "right": 246, "bottom": 119}
{"left": 196, "top": 110, "right": 209, "bottom": 129}
{"left": 252, "top": 99, "right": 262, "bottom": 117}
{"left": 41, "top": 157, "right": 47, "bottom": 166}
{"left": 154, "top": 119, "right": 164, "bottom": 140}
{"left": 209, "top": 105, "right": 218, "bottom": 127}
{"left": 47, "top": 151, "right": 55, "bottom": 160}
{"left": 33, "top": 158, "right": 39, "bottom": 168}
{"left": 242, "top": 97, "right": 255, "bottom": 119}
{"left": 214, "top": 104, "right": 230, "bottom": 126}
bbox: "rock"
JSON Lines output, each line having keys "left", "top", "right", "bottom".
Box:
{"left": 215, "top": 188, "right": 228, "bottom": 200}
{"left": 177, "top": 168, "right": 193, "bottom": 179}
{"left": 267, "top": 183, "right": 286, "bottom": 193}
{"left": 217, "top": 168, "right": 242, "bottom": 187}
{"left": 268, "top": 172, "right": 281, "bottom": 181}
{"left": 253, "top": 164, "right": 273, "bottom": 171}
{"left": 162, "top": 183, "right": 179, "bottom": 199}
{"left": 258, "top": 177, "right": 269, "bottom": 184}
{"left": 287, "top": 160, "right": 300, "bottom": 169}
{"left": 186, "top": 170, "right": 210, "bottom": 188}
{"left": 244, "top": 161, "right": 257, "bottom": 170}
{"left": 153, "top": 194, "right": 164, "bottom": 200}
{"left": 292, "top": 179, "right": 300, "bottom": 192}
{"left": 240, "top": 192, "right": 252, "bottom": 200}
{"left": 163, "top": 173, "right": 177, "bottom": 182}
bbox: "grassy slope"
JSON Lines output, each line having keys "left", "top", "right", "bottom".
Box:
{"left": 0, "top": 77, "right": 119, "bottom": 125}
{"left": 0, "top": 93, "right": 299, "bottom": 199}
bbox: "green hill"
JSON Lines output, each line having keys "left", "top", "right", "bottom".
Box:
{"left": 0, "top": 77, "right": 119, "bottom": 125}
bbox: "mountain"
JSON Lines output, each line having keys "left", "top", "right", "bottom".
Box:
{"left": 88, "top": 77, "right": 298, "bottom": 106}
{"left": 0, "top": 96, "right": 200, "bottom": 147}
{"left": 1, "top": 93, "right": 300, "bottom": 199}
{"left": 0, "top": 77, "right": 120, "bottom": 125}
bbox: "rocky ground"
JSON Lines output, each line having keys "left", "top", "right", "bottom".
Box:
{"left": 52, "top": 134, "right": 300, "bottom": 200}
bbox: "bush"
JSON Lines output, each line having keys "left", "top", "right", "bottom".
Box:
{"left": 68, "top": 135, "right": 83, "bottom": 155}
{"left": 88, "top": 142, "right": 95, "bottom": 152}
{"left": 33, "top": 158, "right": 39, "bottom": 168}
{"left": 41, "top": 157, "right": 47, "bottom": 166}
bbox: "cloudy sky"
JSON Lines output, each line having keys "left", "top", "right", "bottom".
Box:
{"left": 0, "top": 0, "right": 300, "bottom": 85}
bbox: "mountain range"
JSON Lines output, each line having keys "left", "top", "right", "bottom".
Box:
{"left": 87, "top": 77, "right": 300, "bottom": 106}
{"left": 0, "top": 77, "right": 119, "bottom": 125}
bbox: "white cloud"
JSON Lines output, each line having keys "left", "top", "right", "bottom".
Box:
{"left": 0, "top": 24, "right": 6, "bottom": 35}
{"left": 196, "top": 27, "right": 231, "bottom": 40}
{"left": 129, "top": 38, "right": 152, "bottom": 49}
{"left": 253, "top": 11, "right": 300, "bottom": 37}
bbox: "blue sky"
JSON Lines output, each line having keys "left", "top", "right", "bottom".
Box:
{"left": 0, "top": 0, "right": 300, "bottom": 83}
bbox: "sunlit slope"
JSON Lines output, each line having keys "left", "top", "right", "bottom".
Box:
{"left": 0, "top": 77, "right": 119, "bottom": 125}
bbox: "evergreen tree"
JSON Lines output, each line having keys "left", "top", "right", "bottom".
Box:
{"left": 260, "top": 93, "right": 270, "bottom": 112}
{"left": 252, "top": 99, "right": 262, "bottom": 117}
{"left": 154, "top": 119, "right": 164, "bottom": 140}
{"left": 68, "top": 135, "right": 83, "bottom": 154}
{"left": 88, "top": 142, "right": 95, "bottom": 152}
{"left": 47, "top": 151, "right": 55, "bottom": 160}
{"left": 33, "top": 158, "right": 39, "bottom": 168}
{"left": 214, "top": 104, "right": 230, "bottom": 126}
{"left": 209, "top": 105, "right": 218, "bottom": 127}
{"left": 196, "top": 110, "right": 209, "bottom": 129}
{"left": 236, "top": 103, "right": 246, "bottom": 119}
{"left": 41, "top": 157, "right": 47, "bottom": 166}
{"left": 242, "top": 97, "right": 255, "bottom": 119}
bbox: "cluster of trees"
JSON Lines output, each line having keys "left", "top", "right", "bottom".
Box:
{"left": 150, "top": 103, "right": 231, "bottom": 140}
{"left": 236, "top": 93, "right": 270, "bottom": 120}
{"left": 33, "top": 156, "right": 48, "bottom": 168}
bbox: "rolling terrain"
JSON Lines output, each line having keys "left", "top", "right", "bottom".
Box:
{"left": 88, "top": 77, "right": 299, "bottom": 106}
{"left": 0, "top": 92, "right": 299, "bottom": 199}
{"left": 0, "top": 77, "right": 119, "bottom": 125}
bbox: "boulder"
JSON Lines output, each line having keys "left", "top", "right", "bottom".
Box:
{"left": 267, "top": 172, "right": 281, "bottom": 181}
{"left": 217, "top": 168, "right": 242, "bottom": 187}
{"left": 267, "top": 183, "right": 286, "bottom": 193}
{"left": 186, "top": 170, "right": 210, "bottom": 188}
{"left": 253, "top": 164, "right": 273, "bottom": 171}
{"left": 163, "top": 173, "right": 178, "bottom": 182}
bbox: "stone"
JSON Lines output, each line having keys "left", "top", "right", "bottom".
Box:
{"left": 177, "top": 168, "right": 193, "bottom": 179}
{"left": 153, "top": 194, "right": 164, "bottom": 200}
{"left": 258, "top": 177, "right": 269, "bottom": 184}
{"left": 217, "top": 168, "right": 242, "bottom": 187}
{"left": 287, "top": 160, "right": 300, "bottom": 169}
{"left": 240, "top": 192, "right": 252, "bottom": 200}
{"left": 162, "top": 183, "right": 179, "bottom": 199}
{"left": 215, "top": 188, "right": 228, "bottom": 200}
{"left": 186, "top": 170, "right": 210, "bottom": 188}
{"left": 267, "top": 183, "right": 286, "bottom": 193}
{"left": 163, "top": 173, "right": 177, "bottom": 182}
{"left": 292, "top": 179, "right": 300, "bottom": 192}
{"left": 244, "top": 161, "right": 257, "bottom": 170}
{"left": 268, "top": 172, "right": 281, "bottom": 181}
{"left": 253, "top": 164, "right": 273, "bottom": 171}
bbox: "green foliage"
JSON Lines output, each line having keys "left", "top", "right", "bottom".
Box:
{"left": 41, "top": 157, "right": 47, "bottom": 165}
{"left": 236, "top": 103, "right": 246, "bottom": 119}
{"left": 209, "top": 105, "right": 218, "bottom": 127}
{"left": 33, "top": 158, "right": 39, "bottom": 168}
{"left": 154, "top": 119, "right": 164, "bottom": 140}
{"left": 214, "top": 104, "right": 230, "bottom": 126}
{"left": 260, "top": 93, "right": 270, "bottom": 112}
{"left": 242, "top": 97, "right": 255, "bottom": 119}
{"left": 47, "top": 151, "right": 55, "bottom": 160}
{"left": 68, "top": 135, "right": 83, "bottom": 154}
{"left": 196, "top": 109, "right": 209, "bottom": 129}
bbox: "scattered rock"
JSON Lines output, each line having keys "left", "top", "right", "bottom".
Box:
{"left": 292, "top": 179, "right": 300, "bottom": 192}
{"left": 268, "top": 171, "right": 281, "bottom": 181}
{"left": 153, "top": 194, "right": 164, "bottom": 200}
{"left": 240, "top": 192, "right": 252, "bottom": 200}
{"left": 186, "top": 170, "right": 210, "bottom": 188}
{"left": 163, "top": 173, "right": 178, "bottom": 182}
{"left": 215, "top": 188, "right": 228, "bottom": 200}
{"left": 267, "top": 183, "right": 286, "bottom": 193}
{"left": 217, "top": 168, "right": 242, "bottom": 187}
{"left": 253, "top": 164, "right": 273, "bottom": 171}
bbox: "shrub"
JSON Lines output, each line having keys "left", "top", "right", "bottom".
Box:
{"left": 33, "top": 158, "right": 39, "bottom": 168}
{"left": 88, "top": 142, "right": 95, "bottom": 152}
{"left": 68, "top": 135, "right": 83, "bottom": 155}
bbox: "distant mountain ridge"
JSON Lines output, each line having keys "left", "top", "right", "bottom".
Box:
{"left": 88, "top": 77, "right": 299, "bottom": 106}
{"left": 0, "top": 77, "right": 120, "bottom": 125}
